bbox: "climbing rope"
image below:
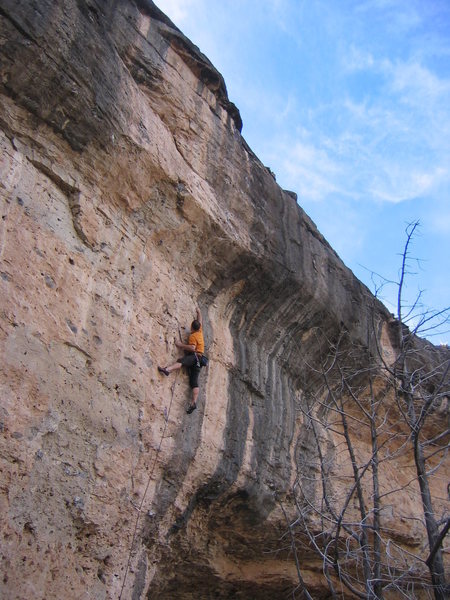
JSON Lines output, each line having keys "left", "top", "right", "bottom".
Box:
{"left": 118, "top": 368, "right": 179, "bottom": 599}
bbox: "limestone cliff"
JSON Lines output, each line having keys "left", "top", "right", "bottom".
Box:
{"left": 0, "top": 2, "right": 448, "bottom": 599}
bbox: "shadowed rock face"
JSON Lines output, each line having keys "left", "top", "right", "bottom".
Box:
{"left": 1, "top": 2, "right": 448, "bottom": 599}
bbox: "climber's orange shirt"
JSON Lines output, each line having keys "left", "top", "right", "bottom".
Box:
{"left": 188, "top": 328, "right": 204, "bottom": 354}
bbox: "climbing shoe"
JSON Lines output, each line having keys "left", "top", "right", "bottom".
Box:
{"left": 186, "top": 404, "right": 197, "bottom": 414}
{"left": 158, "top": 366, "right": 169, "bottom": 376}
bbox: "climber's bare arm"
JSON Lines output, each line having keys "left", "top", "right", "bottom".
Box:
{"left": 175, "top": 340, "right": 195, "bottom": 351}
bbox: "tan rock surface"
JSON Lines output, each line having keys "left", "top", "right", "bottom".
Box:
{"left": 0, "top": 2, "right": 448, "bottom": 599}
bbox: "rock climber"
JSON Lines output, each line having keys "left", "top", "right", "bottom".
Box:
{"left": 158, "top": 307, "right": 206, "bottom": 414}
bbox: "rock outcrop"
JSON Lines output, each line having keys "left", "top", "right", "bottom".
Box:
{"left": 0, "top": 2, "right": 448, "bottom": 599}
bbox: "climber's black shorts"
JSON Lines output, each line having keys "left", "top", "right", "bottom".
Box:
{"left": 188, "top": 366, "right": 200, "bottom": 389}
{"left": 177, "top": 354, "right": 201, "bottom": 389}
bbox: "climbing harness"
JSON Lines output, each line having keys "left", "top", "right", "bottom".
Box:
{"left": 118, "top": 369, "right": 179, "bottom": 599}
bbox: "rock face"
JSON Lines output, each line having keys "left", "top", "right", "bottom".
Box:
{"left": 0, "top": 2, "right": 448, "bottom": 599}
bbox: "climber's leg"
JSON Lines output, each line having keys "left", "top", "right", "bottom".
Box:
{"left": 158, "top": 362, "right": 182, "bottom": 376}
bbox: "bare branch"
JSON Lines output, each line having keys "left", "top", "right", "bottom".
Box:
{"left": 426, "top": 518, "right": 450, "bottom": 569}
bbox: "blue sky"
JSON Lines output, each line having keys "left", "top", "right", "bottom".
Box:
{"left": 159, "top": 0, "right": 450, "bottom": 343}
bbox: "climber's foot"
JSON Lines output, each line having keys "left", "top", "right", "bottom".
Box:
{"left": 158, "top": 366, "right": 169, "bottom": 376}
{"left": 186, "top": 404, "right": 197, "bottom": 414}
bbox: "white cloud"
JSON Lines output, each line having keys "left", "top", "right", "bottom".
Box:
{"left": 367, "top": 166, "right": 448, "bottom": 204}
{"left": 355, "top": 0, "right": 421, "bottom": 34}
{"left": 158, "top": 0, "right": 202, "bottom": 26}
{"left": 278, "top": 94, "right": 296, "bottom": 122}
{"left": 273, "top": 138, "right": 342, "bottom": 201}
{"left": 334, "top": 50, "right": 450, "bottom": 205}
{"left": 342, "top": 47, "right": 450, "bottom": 105}
{"left": 388, "top": 61, "right": 450, "bottom": 110}
{"left": 343, "top": 46, "right": 376, "bottom": 72}
{"left": 342, "top": 98, "right": 405, "bottom": 142}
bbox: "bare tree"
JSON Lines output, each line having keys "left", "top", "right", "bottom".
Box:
{"left": 377, "top": 221, "right": 449, "bottom": 599}
{"left": 283, "top": 223, "right": 449, "bottom": 599}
